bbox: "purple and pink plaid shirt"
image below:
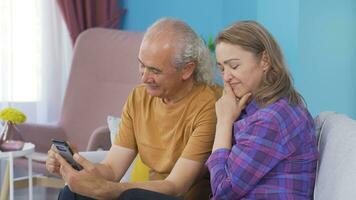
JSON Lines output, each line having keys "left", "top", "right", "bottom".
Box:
{"left": 206, "top": 98, "right": 319, "bottom": 199}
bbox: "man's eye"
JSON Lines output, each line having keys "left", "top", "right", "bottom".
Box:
{"left": 231, "top": 65, "right": 239, "bottom": 69}
{"left": 149, "top": 69, "right": 161, "bottom": 74}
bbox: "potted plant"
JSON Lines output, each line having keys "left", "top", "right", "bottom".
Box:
{"left": 0, "top": 107, "right": 27, "bottom": 151}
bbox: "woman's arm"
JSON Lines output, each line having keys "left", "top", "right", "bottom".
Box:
{"left": 207, "top": 119, "right": 289, "bottom": 199}
{"left": 213, "top": 83, "right": 251, "bottom": 151}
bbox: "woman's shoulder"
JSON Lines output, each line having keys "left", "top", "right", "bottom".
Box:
{"left": 253, "top": 97, "right": 313, "bottom": 127}
{"left": 241, "top": 98, "right": 315, "bottom": 146}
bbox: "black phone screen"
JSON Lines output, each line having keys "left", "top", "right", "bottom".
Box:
{"left": 52, "top": 139, "right": 83, "bottom": 170}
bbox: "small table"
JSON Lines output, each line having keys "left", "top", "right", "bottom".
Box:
{"left": 0, "top": 143, "right": 35, "bottom": 200}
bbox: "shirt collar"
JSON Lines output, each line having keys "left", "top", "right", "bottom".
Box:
{"left": 245, "top": 99, "right": 259, "bottom": 116}
{"left": 235, "top": 99, "right": 260, "bottom": 122}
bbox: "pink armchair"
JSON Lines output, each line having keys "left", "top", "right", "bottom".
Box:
{"left": 16, "top": 28, "right": 143, "bottom": 176}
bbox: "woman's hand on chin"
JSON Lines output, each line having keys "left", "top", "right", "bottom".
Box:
{"left": 216, "top": 83, "right": 252, "bottom": 124}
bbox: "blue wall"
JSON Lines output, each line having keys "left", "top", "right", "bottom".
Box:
{"left": 122, "top": 0, "right": 220, "bottom": 39}
{"left": 298, "top": 0, "right": 356, "bottom": 118}
{"left": 121, "top": 0, "right": 257, "bottom": 39}
{"left": 121, "top": 0, "right": 356, "bottom": 118}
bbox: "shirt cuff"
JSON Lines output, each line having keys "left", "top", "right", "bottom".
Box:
{"left": 206, "top": 148, "right": 230, "bottom": 170}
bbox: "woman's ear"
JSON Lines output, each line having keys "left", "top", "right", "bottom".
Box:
{"left": 181, "top": 62, "right": 196, "bottom": 80}
{"left": 260, "top": 51, "right": 270, "bottom": 72}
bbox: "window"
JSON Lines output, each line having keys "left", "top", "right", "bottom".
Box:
{"left": 0, "top": 0, "right": 42, "bottom": 102}
{"left": 0, "top": 0, "right": 72, "bottom": 123}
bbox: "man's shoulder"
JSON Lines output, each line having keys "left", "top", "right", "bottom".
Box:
{"left": 209, "top": 84, "right": 223, "bottom": 99}
{"left": 132, "top": 84, "right": 146, "bottom": 93}
{"left": 195, "top": 84, "right": 222, "bottom": 101}
{"left": 182, "top": 84, "right": 222, "bottom": 113}
{"left": 130, "top": 84, "right": 148, "bottom": 98}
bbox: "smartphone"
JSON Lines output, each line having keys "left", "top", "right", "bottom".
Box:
{"left": 51, "top": 139, "right": 83, "bottom": 170}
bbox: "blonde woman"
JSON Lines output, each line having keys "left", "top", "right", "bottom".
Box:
{"left": 206, "top": 21, "right": 319, "bottom": 199}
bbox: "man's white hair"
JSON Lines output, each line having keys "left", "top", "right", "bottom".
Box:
{"left": 143, "top": 18, "right": 214, "bottom": 85}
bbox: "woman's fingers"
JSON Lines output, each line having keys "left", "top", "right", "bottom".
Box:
{"left": 238, "top": 93, "right": 252, "bottom": 108}
{"left": 223, "top": 82, "right": 234, "bottom": 96}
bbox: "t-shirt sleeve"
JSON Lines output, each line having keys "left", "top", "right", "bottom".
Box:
{"left": 181, "top": 100, "right": 217, "bottom": 163}
{"left": 114, "top": 90, "right": 137, "bottom": 151}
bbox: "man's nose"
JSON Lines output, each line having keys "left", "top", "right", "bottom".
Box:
{"left": 141, "top": 68, "right": 151, "bottom": 83}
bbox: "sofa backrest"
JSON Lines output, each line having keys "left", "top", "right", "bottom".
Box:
{"left": 314, "top": 112, "right": 356, "bottom": 200}
{"left": 59, "top": 28, "right": 143, "bottom": 150}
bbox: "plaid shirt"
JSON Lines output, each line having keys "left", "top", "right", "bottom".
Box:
{"left": 206, "top": 98, "right": 319, "bottom": 200}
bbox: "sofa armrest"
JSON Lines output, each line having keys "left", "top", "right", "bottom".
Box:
{"left": 314, "top": 111, "right": 335, "bottom": 143}
{"left": 79, "top": 151, "right": 108, "bottom": 163}
{"left": 86, "top": 125, "right": 111, "bottom": 151}
{"left": 313, "top": 112, "right": 356, "bottom": 200}
{"left": 17, "top": 123, "right": 66, "bottom": 153}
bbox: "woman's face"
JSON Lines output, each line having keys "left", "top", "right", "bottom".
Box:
{"left": 215, "top": 42, "right": 268, "bottom": 99}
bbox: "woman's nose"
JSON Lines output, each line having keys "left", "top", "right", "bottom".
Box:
{"left": 223, "top": 68, "right": 232, "bottom": 82}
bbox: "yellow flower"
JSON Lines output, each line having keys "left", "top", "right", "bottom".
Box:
{"left": 0, "top": 108, "right": 27, "bottom": 124}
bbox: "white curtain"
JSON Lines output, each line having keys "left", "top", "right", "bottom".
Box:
{"left": 0, "top": 0, "right": 72, "bottom": 124}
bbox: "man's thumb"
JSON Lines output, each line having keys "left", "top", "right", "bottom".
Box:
{"left": 73, "top": 153, "right": 91, "bottom": 168}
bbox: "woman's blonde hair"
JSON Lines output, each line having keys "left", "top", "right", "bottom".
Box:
{"left": 216, "top": 20, "right": 304, "bottom": 107}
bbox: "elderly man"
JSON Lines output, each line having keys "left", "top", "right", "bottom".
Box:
{"left": 46, "top": 18, "right": 221, "bottom": 200}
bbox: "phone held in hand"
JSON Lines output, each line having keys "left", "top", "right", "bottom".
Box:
{"left": 51, "top": 139, "right": 83, "bottom": 171}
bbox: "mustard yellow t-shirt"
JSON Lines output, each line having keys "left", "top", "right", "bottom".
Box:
{"left": 115, "top": 83, "right": 221, "bottom": 199}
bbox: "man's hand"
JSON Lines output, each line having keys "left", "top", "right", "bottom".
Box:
{"left": 46, "top": 143, "right": 78, "bottom": 177}
{"left": 46, "top": 145, "right": 61, "bottom": 177}
{"left": 56, "top": 152, "right": 119, "bottom": 199}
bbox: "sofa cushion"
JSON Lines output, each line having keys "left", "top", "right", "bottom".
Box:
{"left": 314, "top": 112, "right": 356, "bottom": 200}
{"left": 107, "top": 115, "right": 121, "bottom": 144}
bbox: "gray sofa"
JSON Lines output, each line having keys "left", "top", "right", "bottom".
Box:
{"left": 314, "top": 112, "right": 356, "bottom": 200}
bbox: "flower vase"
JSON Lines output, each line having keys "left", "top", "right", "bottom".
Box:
{"left": 0, "top": 121, "right": 24, "bottom": 151}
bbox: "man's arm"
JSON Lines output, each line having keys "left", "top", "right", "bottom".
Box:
{"left": 124, "top": 157, "right": 204, "bottom": 195}
{"left": 95, "top": 145, "right": 137, "bottom": 181}
{"left": 57, "top": 153, "right": 205, "bottom": 199}
{"left": 46, "top": 144, "right": 136, "bottom": 181}
{"left": 94, "top": 157, "right": 205, "bottom": 199}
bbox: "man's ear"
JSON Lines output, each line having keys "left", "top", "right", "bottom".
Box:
{"left": 181, "top": 62, "right": 196, "bottom": 80}
{"left": 260, "top": 51, "right": 270, "bottom": 72}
